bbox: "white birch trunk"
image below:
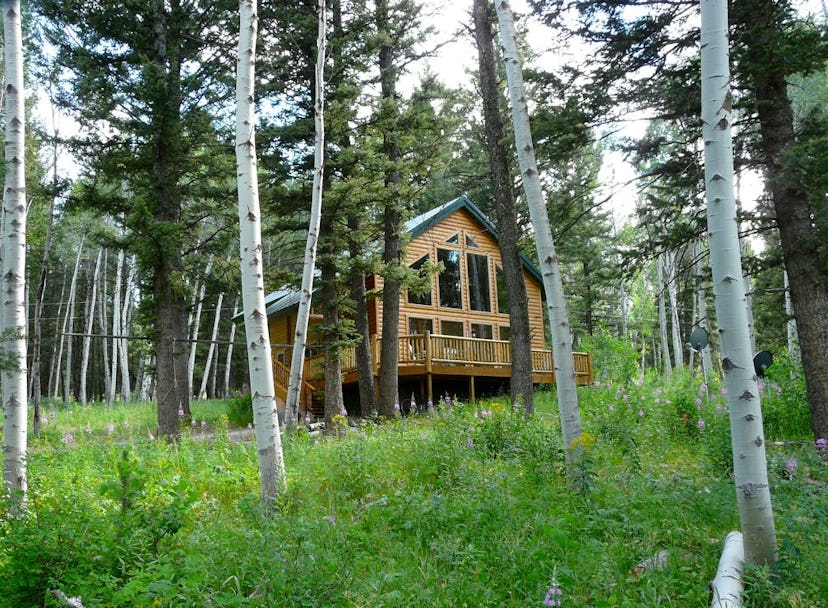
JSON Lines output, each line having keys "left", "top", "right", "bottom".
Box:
{"left": 665, "top": 249, "right": 684, "bottom": 370}
{"left": 98, "top": 250, "right": 111, "bottom": 402}
{"left": 710, "top": 531, "right": 744, "bottom": 608}
{"left": 285, "top": 0, "right": 326, "bottom": 428}
{"left": 783, "top": 270, "right": 799, "bottom": 364}
{"left": 119, "top": 255, "right": 136, "bottom": 400}
{"left": 700, "top": 0, "right": 776, "bottom": 566}
{"left": 138, "top": 355, "right": 154, "bottom": 401}
{"left": 224, "top": 299, "right": 239, "bottom": 398}
{"left": 62, "top": 238, "right": 84, "bottom": 404}
{"left": 2, "top": 0, "right": 27, "bottom": 503}
{"left": 80, "top": 249, "right": 103, "bottom": 406}
{"left": 107, "top": 249, "right": 124, "bottom": 406}
{"left": 696, "top": 241, "right": 716, "bottom": 375}
{"left": 188, "top": 256, "right": 212, "bottom": 398}
{"left": 199, "top": 292, "right": 224, "bottom": 399}
{"left": 236, "top": 0, "right": 286, "bottom": 503}
{"left": 50, "top": 269, "right": 67, "bottom": 400}
{"left": 657, "top": 255, "right": 673, "bottom": 378}
{"left": 495, "top": 0, "right": 582, "bottom": 458}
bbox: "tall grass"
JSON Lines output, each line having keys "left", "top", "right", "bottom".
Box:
{"left": 1, "top": 376, "right": 826, "bottom": 607}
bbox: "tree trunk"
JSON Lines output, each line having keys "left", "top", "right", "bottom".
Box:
{"left": 119, "top": 255, "right": 136, "bottom": 400}
{"left": 700, "top": 0, "right": 777, "bottom": 566}
{"left": 286, "top": 0, "right": 326, "bottom": 427}
{"left": 97, "top": 250, "right": 112, "bottom": 404}
{"left": 224, "top": 298, "right": 239, "bottom": 398}
{"left": 188, "top": 256, "right": 212, "bottom": 399}
{"left": 321, "top": 255, "right": 345, "bottom": 427}
{"left": 657, "top": 255, "right": 673, "bottom": 378}
{"left": 473, "top": 0, "right": 535, "bottom": 415}
{"left": 199, "top": 292, "right": 223, "bottom": 399}
{"left": 696, "top": 241, "right": 715, "bottom": 376}
{"left": 236, "top": 0, "right": 286, "bottom": 503}
{"left": 31, "top": 189, "right": 56, "bottom": 435}
{"left": 348, "top": 217, "right": 376, "bottom": 417}
{"left": 783, "top": 270, "right": 799, "bottom": 365}
{"left": 376, "top": 0, "right": 402, "bottom": 418}
{"left": 80, "top": 249, "right": 103, "bottom": 406}
{"left": 2, "top": 0, "right": 28, "bottom": 504}
{"left": 108, "top": 248, "right": 123, "bottom": 406}
{"left": 738, "top": 0, "right": 828, "bottom": 440}
{"left": 665, "top": 249, "right": 684, "bottom": 370}
{"left": 50, "top": 268, "right": 67, "bottom": 400}
{"left": 62, "top": 238, "right": 84, "bottom": 405}
{"left": 495, "top": 0, "right": 582, "bottom": 455}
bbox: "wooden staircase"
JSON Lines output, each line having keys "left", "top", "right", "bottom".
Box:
{"left": 272, "top": 360, "right": 320, "bottom": 419}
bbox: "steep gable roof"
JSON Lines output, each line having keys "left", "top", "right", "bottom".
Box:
{"left": 265, "top": 195, "right": 543, "bottom": 318}
{"left": 408, "top": 194, "right": 542, "bottom": 283}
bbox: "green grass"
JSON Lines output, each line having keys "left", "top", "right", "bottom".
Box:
{"left": 1, "top": 376, "right": 826, "bottom": 607}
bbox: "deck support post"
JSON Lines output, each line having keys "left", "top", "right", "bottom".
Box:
{"left": 425, "top": 331, "right": 433, "bottom": 404}
{"left": 469, "top": 376, "right": 476, "bottom": 403}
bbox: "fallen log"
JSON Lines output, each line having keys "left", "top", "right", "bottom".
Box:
{"left": 710, "top": 531, "right": 744, "bottom": 608}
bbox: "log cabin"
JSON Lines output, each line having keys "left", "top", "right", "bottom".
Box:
{"left": 265, "top": 195, "right": 593, "bottom": 418}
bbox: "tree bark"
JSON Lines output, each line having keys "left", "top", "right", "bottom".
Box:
{"left": 2, "top": 0, "right": 28, "bottom": 504}
{"left": 199, "top": 292, "right": 223, "bottom": 400}
{"left": 738, "top": 0, "right": 828, "bottom": 440}
{"left": 495, "top": 0, "right": 582, "bottom": 455}
{"left": 473, "top": 0, "right": 535, "bottom": 415}
{"left": 376, "top": 0, "right": 402, "bottom": 418}
{"left": 80, "top": 249, "right": 103, "bottom": 406}
{"left": 119, "top": 255, "right": 136, "bottom": 400}
{"left": 657, "top": 255, "right": 673, "bottom": 378}
{"left": 188, "top": 256, "right": 212, "bottom": 399}
{"left": 31, "top": 189, "right": 56, "bottom": 435}
{"left": 236, "top": 0, "right": 286, "bottom": 503}
{"left": 700, "top": 0, "right": 777, "bottom": 566}
{"left": 224, "top": 298, "right": 239, "bottom": 398}
{"left": 286, "top": 0, "right": 326, "bottom": 427}
{"left": 665, "top": 249, "right": 684, "bottom": 371}
{"left": 108, "top": 248, "right": 123, "bottom": 406}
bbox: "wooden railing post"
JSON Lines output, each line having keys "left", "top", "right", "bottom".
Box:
{"left": 371, "top": 334, "right": 379, "bottom": 375}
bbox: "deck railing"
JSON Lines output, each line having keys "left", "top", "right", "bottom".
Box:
{"left": 302, "top": 332, "right": 593, "bottom": 385}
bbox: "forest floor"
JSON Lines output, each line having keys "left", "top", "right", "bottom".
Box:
{"left": 2, "top": 372, "right": 827, "bottom": 607}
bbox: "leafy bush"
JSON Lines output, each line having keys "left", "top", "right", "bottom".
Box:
{"left": 225, "top": 394, "right": 254, "bottom": 427}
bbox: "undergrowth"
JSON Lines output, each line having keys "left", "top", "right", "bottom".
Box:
{"left": 1, "top": 373, "right": 826, "bottom": 607}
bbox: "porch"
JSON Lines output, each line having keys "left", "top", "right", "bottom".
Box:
{"left": 276, "top": 332, "right": 593, "bottom": 416}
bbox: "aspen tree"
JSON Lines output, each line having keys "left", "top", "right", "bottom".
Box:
{"left": 80, "top": 249, "right": 103, "bottom": 406}
{"left": 700, "top": 0, "right": 776, "bottom": 566}
{"left": 494, "top": 0, "right": 582, "bottom": 457}
{"left": 2, "top": 0, "right": 28, "bottom": 503}
{"left": 236, "top": 0, "right": 286, "bottom": 502}
{"left": 199, "top": 292, "right": 224, "bottom": 400}
{"left": 285, "top": 0, "right": 326, "bottom": 427}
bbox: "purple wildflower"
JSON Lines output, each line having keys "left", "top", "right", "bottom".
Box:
{"left": 721, "top": 387, "right": 728, "bottom": 397}
{"left": 466, "top": 437, "right": 474, "bottom": 449}
{"left": 622, "top": 394, "right": 629, "bottom": 402}
{"left": 340, "top": 407, "right": 348, "bottom": 417}
{"left": 608, "top": 404, "right": 615, "bottom": 413}
{"left": 326, "top": 514, "right": 336, "bottom": 526}
{"left": 594, "top": 380, "right": 601, "bottom": 388}
{"left": 107, "top": 422, "right": 115, "bottom": 435}
{"left": 178, "top": 408, "right": 185, "bottom": 419}
{"left": 61, "top": 433, "right": 75, "bottom": 444}
{"left": 543, "top": 584, "right": 563, "bottom": 607}
{"left": 784, "top": 458, "right": 798, "bottom": 479}
{"left": 638, "top": 409, "right": 645, "bottom": 419}
{"left": 697, "top": 419, "right": 706, "bottom": 431}
{"left": 698, "top": 383, "right": 708, "bottom": 396}
{"left": 816, "top": 438, "right": 828, "bottom": 454}
{"left": 715, "top": 405, "right": 727, "bottom": 415}
{"left": 695, "top": 397, "right": 703, "bottom": 408}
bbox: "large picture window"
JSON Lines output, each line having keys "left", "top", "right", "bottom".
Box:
{"left": 437, "top": 248, "right": 462, "bottom": 309}
{"left": 407, "top": 254, "right": 432, "bottom": 306}
{"left": 440, "top": 320, "right": 464, "bottom": 336}
{"left": 467, "top": 253, "right": 491, "bottom": 312}
{"left": 496, "top": 266, "right": 510, "bottom": 314}
{"left": 409, "top": 317, "right": 433, "bottom": 335}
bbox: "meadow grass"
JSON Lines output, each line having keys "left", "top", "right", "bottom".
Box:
{"left": 1, "top": 373, "right": 826, "bottom": 607}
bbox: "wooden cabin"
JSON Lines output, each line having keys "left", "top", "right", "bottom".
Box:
{"left": 265, "top": 195, "right": 593, "bottom": 418}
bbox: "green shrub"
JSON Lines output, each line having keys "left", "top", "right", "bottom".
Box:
{"left": 225, "top": 394, "right": 254, "bottom": 427}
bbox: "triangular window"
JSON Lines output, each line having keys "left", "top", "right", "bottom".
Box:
{"left": 465, "top": 234, "right": 479, "bottom": 248}
{"left": 445, "top": 234, "right": 459, "bottom": 244}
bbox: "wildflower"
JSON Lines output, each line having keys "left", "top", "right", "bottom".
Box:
{"left": 715, "top": 405, "right": 727, "bottom": 415}
{"left": 40, "top": 416, "right": 48, "bottom": 425}
{"left": 107, "top": 422, "right": 115, "bottom": 435}
{"left": 694, "top": 397, "right": 703, "bottom": 408}
{"left": 638, "top": 409, "right": 645, "bottom": 419}
{"left": 427, "top": 399, "right": 435, "bottom": 414}
{"left": 543, "top": 584, "right": 563, "bottom": 607}
{"left": 340, "top": 407, "right": 348, "bottom": 417}
{"left": 444, "top": 392, "right": 451, "bottom": 405}
{"left": 50, "top": 411, "right": 57, "bottom": 421}
{"left": 86, "top": 425, "right": 93, "bottom": 435}
{"left": 698, "top": 383, "right": 708, "bottom": 396}
{"left": 784, "top": 458, "right": 798, "bottom": 479}
{"left": 721, "top": 387, "right": 728, "bottom": 397}
{"left": 608, "top": 404, "right": 615, "bottom": 413}
{"left": 480, "top": 410, "right": 491, "bottom": 418}
{"left": 654, "top": 398, "right": 661, "bottom": 405}
{"left": 697, "top": 419, "right": 706, "bottom": 431}
{"left": 178, "top": 408, "right": 185, "bottom": 419}
{"left": 466, "top": 437, "right": 474, "bottom": 449}
{"left": 622, "top": 394, "right": 629, "bottom": 402}
{"left": 594, "top": 380, "right": 602, "bottom": 388}
{"left": 61, "top": 433, "right": 75, "bottom": 444}
{"left": 816, "top": 438, "right": 828, "bottom": 455}
{"left": 326, "top": 514, "right": 336, "bottom": 526}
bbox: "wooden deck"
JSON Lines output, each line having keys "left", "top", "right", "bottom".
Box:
{"left": 296, "top": 332, "right": 593, "bottom": 406}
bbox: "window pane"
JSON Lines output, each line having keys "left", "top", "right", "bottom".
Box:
{"left": 438, "top": 248, "right": 462, "bottom": 308}
{"left": 446, "top": 234, "right": 459, "bottom": 244}
{"left": 441, "top": 320, "right": 464, "bottom": 336}
{"left": 496, "top": 266, "right": 509, "bottom": 314}
{"left": 499, "top": 325, "right": 511, "bottom": 341}
{"left": 471, "top": 323, "right": 493, "bottom": 339}
{"left": 467, "top": 253, "right": 491, "bottom": 312}
{"left": 409, "top": 317, "right": 433, "bottom": 335}
{"left": 407, "top": 254, "right": 432, "bottom": 306}
{"left": 465, "top": 234, "right": 479, "bottom": 248}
